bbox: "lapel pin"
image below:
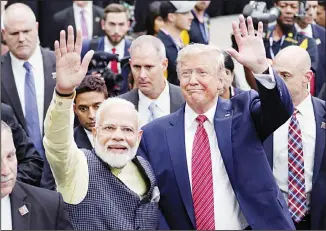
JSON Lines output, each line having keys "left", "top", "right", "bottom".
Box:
{"left": 95, "top": 17, "right": 100, "bottom": 22}
{"left": 321, "top": 122, "right": 326, "bottom": 129}
{"left": 18, "top": 205, "right": 29, "bottom": 216}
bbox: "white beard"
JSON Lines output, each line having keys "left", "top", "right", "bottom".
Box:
{"left": 94, "top": 138, "right": 138, "bottom": 169}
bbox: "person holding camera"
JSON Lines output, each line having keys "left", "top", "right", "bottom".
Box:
{"left": 81, "top": 3, "right": 132, "bottom": 95}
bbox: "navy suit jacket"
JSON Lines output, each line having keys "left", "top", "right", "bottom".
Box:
{"left": 73, "top": 125, "right": 93, "bottom": 150}
{"left": 157, "top": 30, "right": 179, "bottom": 86}
{"left": 81, "top": 36, "right": 132, "bottom": 94}
{"left": 311, "top": 24, "right": 326, "bottom": 96}
{"left": 137, "top": 73, "right": 295, "bottom": 230}
{"left": 10, "top": 181, "right": 72, "bottom": 230}
{"left": 263, "top": 96, "right": 326, "bottom": 229}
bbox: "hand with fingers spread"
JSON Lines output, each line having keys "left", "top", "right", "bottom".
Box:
{"left": 54, "top": 26, "right": 94, "bottom": 95}
{"left": 226, "top": 15, "right": 269, "bottom": 74}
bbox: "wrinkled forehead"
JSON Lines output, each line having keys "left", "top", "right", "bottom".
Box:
{"left": 98, "top": 105, "right": 138, "bottom": 128}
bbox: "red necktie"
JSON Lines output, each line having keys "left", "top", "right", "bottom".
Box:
{"left": 191, "top": 115, "right": 215, "bottom": 230}
{"left": 111, "top": 48, "right": 118, "bottom": 74}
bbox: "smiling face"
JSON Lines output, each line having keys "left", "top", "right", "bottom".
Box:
{"left": 93, "top": 101, "right": 142, "bottom": 168}
{"left": 1, "top": 124, "right": 17, "bottom": 198}
{"left": 178, "top": 50, "right": 224, "bottom": 114}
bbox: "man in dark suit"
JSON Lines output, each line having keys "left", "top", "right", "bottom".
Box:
{"left": 73, "top": 75, "right": 108, "bottom": 150}
{"left": 1, "top": 3, "right": 56, "bottom": 190}
{"left": 157, "top": 1, "right": 195, "bottom": 86}
{"left": 1, "top": 120, "right": 73, "bottom": 230}
{"left": 137, "top": 15, "right": 295, "bottom": 229}
{"left": 263, "top": 45, "right": 326, "bottom": 230}
{"left": 81, "top": 3, "right": 132, "bottom": 94}
{"left": 53, "top": 1, "right": 104, "bottom": 47}
{"left": 1, "top": 103, "right": 43, "bottom": 187}
{"left": 295, "top": 1, "right": 325, "bottom": 97}
{"left": 119, "top": 35, "right": 184, "bottom": 127}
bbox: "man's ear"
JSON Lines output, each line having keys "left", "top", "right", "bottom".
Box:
{"left": 137, "top": 130, "right": 143, "bottom": 144}
{"left": 73, "top": 104, "right": 77, "bottom": 114}
{"left": 304, "top": 70, "right": 313, "bottom": 83}
{"left": 101, "top": 19, "right": 105, "bottom": 30}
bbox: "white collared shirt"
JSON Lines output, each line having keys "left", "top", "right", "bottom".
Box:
{"left": 295, "top": 23, "right": 313, "bottom": 38}
{"left": 1, "top": 195, "right": 12, "bottom": 230}
{"left": 10, "top": 45, "right": 45, "bottom": 135}
{"left": 73, "top": 1, "right": 93, "bottom": 40}
{"left": 104, "top": 36, "right": 126, "bottom": 73}
{"left": 84, "top": 128, "right": 94, "bottom": 147}
{"left": 273, "top": 94, "right": 316, "bottom": 207}
{"left": 184, "top": 99, "right": 248, "bottom": 230}
{"left": 138, "top": 80, "right": 170, "bottom": 127}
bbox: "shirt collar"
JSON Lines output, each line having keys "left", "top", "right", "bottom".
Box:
{"left": 10, "top": 45, "right": 42, "bottom": 70}
{"left": 138, "top": 79, "right": 169, "bottom": 110}
{"left": 73, "top": 1, "right": 92, "bottom": 13}
{"left": 185, "top": 98, "right": 218, "bottom": 129}
{"left": 295, "top": 94, "right": 313, "bottom": 117}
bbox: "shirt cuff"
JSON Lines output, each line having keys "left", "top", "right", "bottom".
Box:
{"left": 52, "top": 90, "right": 76, "bottom": 110}
{"left": 253, "top": 66, "right": 276, "bottom": 89}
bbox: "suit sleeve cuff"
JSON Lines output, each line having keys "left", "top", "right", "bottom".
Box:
{"left": 253, "top": 66, "right": 276, "bottom": 89}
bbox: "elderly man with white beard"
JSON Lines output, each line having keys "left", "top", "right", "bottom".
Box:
{"left": 43, "top": 25, "right": 161, "bottom": 230}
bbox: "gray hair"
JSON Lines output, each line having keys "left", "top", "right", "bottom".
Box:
{"left": 130, "top": 35, "right": 166, "bottom": 60}
{"left": 1, "top": 120, "right": 12, "bottom": 136}
{"left": 176, "top": 43, "right": 225, "bottom": 76}
{"left": 3, "top": 3, "right": 36, "bottom": 28}
{"left": 95, "top": 97, "right": 140, "bottom": 129}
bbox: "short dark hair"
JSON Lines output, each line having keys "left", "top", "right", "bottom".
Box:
{"left": 318, "top": 1, "right": 325, "bottom": 8}
{"left": 223, "top": 52, "right": 234, "bottom": 72}
{"left": 160, "top": 1, "right": 177, "bottom": 22}
{"left": 103, "top": 3, "right": 128, "bottom": 21}
{"left": 75, "top": 76, "right": 108, "bottom": 102}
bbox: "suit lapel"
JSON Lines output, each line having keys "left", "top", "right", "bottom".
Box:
{"left": 312, "top": 97, "right": 326, "bottom": 186}
{"left": 41, "top": 48, "right": 56, "bottom": 121}
{"left": 77, "top": 125, "right": 93, "bottom": 149}
{"left": 10, "top": 183, "right": 31, "bottom": 230}
{"left": 214, "top": 97, "right": 235, "bottom": 183}
{"left": 166, "top": 107, "right": 196, "bottom": 228}
{"left": 1, "top": 53, "right": 26, "bottom": 130}
{"left": 169, "top": 84, "right": 181, "bottom": 113}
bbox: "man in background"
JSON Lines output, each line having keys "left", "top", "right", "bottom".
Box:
{"left": 157, "top": 1, "right": 195, "bottom": 86}
{"left": 82, "top": 3, "right": 132, "bottom": 94}
{"left": 189, "top": 0, "right": 211, "bottom": 44}
{"left": 1, "top": 3, "right": 56, "bottom": 190}
{"left": 74, "top": 75, "right": 108, "bottom": 150}
{"left": 316, "top": 1, "right": 325, "bottom": 28}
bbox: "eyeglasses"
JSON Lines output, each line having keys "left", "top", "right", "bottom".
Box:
{"left": 96, "top": 124, "right": 135, "bottom": 136}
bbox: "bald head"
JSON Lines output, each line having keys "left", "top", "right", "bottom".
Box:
{"left": 272, "top": 46, "right": 312, "bottom": 105}
{"left": 3, "top": 3, "right": 36, "bottom": 28}
{"left": 273, "top": 46, "right": 311, "bottom": 72}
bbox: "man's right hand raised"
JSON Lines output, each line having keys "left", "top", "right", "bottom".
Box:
{"left": 54, "top": 26, "right": 94, "bottom": 95}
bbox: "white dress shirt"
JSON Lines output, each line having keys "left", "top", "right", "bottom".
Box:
{"left": 10, "top": 45, "right": 45, "bottom": 135}
{"left": 183, "top": 68, "right": 276, "bottom": 229}
{"left": 1, "top": 195, "right": 12, "bottom": 230}
{"left": 73, "top": 2, "right": 93, "bottom": 40}
{"left": 138, "top": 80, "right": 170, "bottom": 127}
{"left": 273, "top": 94, "right": 316, "bottom": 208}
{"left": 84, "top": 128, "right": 94, "bottom": 147}
{"left": 295, "top": 23, "right": 313, "bottom": 38}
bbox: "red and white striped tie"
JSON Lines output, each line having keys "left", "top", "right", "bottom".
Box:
{"left": 192, "top": 115, "right": 215, "bottom": 230}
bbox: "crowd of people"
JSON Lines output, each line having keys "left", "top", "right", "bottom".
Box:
{"left": 1, "top": 0, "right": 326, "bottom": 230}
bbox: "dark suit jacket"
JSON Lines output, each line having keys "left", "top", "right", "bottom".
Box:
{"left": 1, "top": 48, "right": 56, "bottom": 133}
{"left": 10, "top": 181, "right": 72, "bottom": 230}
{"left": 81, "top": 37, "right": 132, "bottom": 94}
{"left": 263, "top": 96, "right": 326, "bottom": 229}
{"left": 53, "top": 4, "right": 104, "bottom": 49}
{"left": 157, "top": 30, "right": 180, "bottom": 86}
{"left": 1, "top": 47, "right": 57, "bottom": 190}
{"left": 189, "top": 11, "right": 210, "bottom": 45}
{"left": 1, "top": 103, "right": 43, "bottom": 187}
{"left": 73, "top": 125, "right": 93, "bottom": 150}
{"left": 312, "top": 24, "right": 326, "bottom": 96}
{"left": 137, "top": 73, "right": 295, "bottom": 229}
{"left": 118, "top": 83, "right": 185, "bottom": 112}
